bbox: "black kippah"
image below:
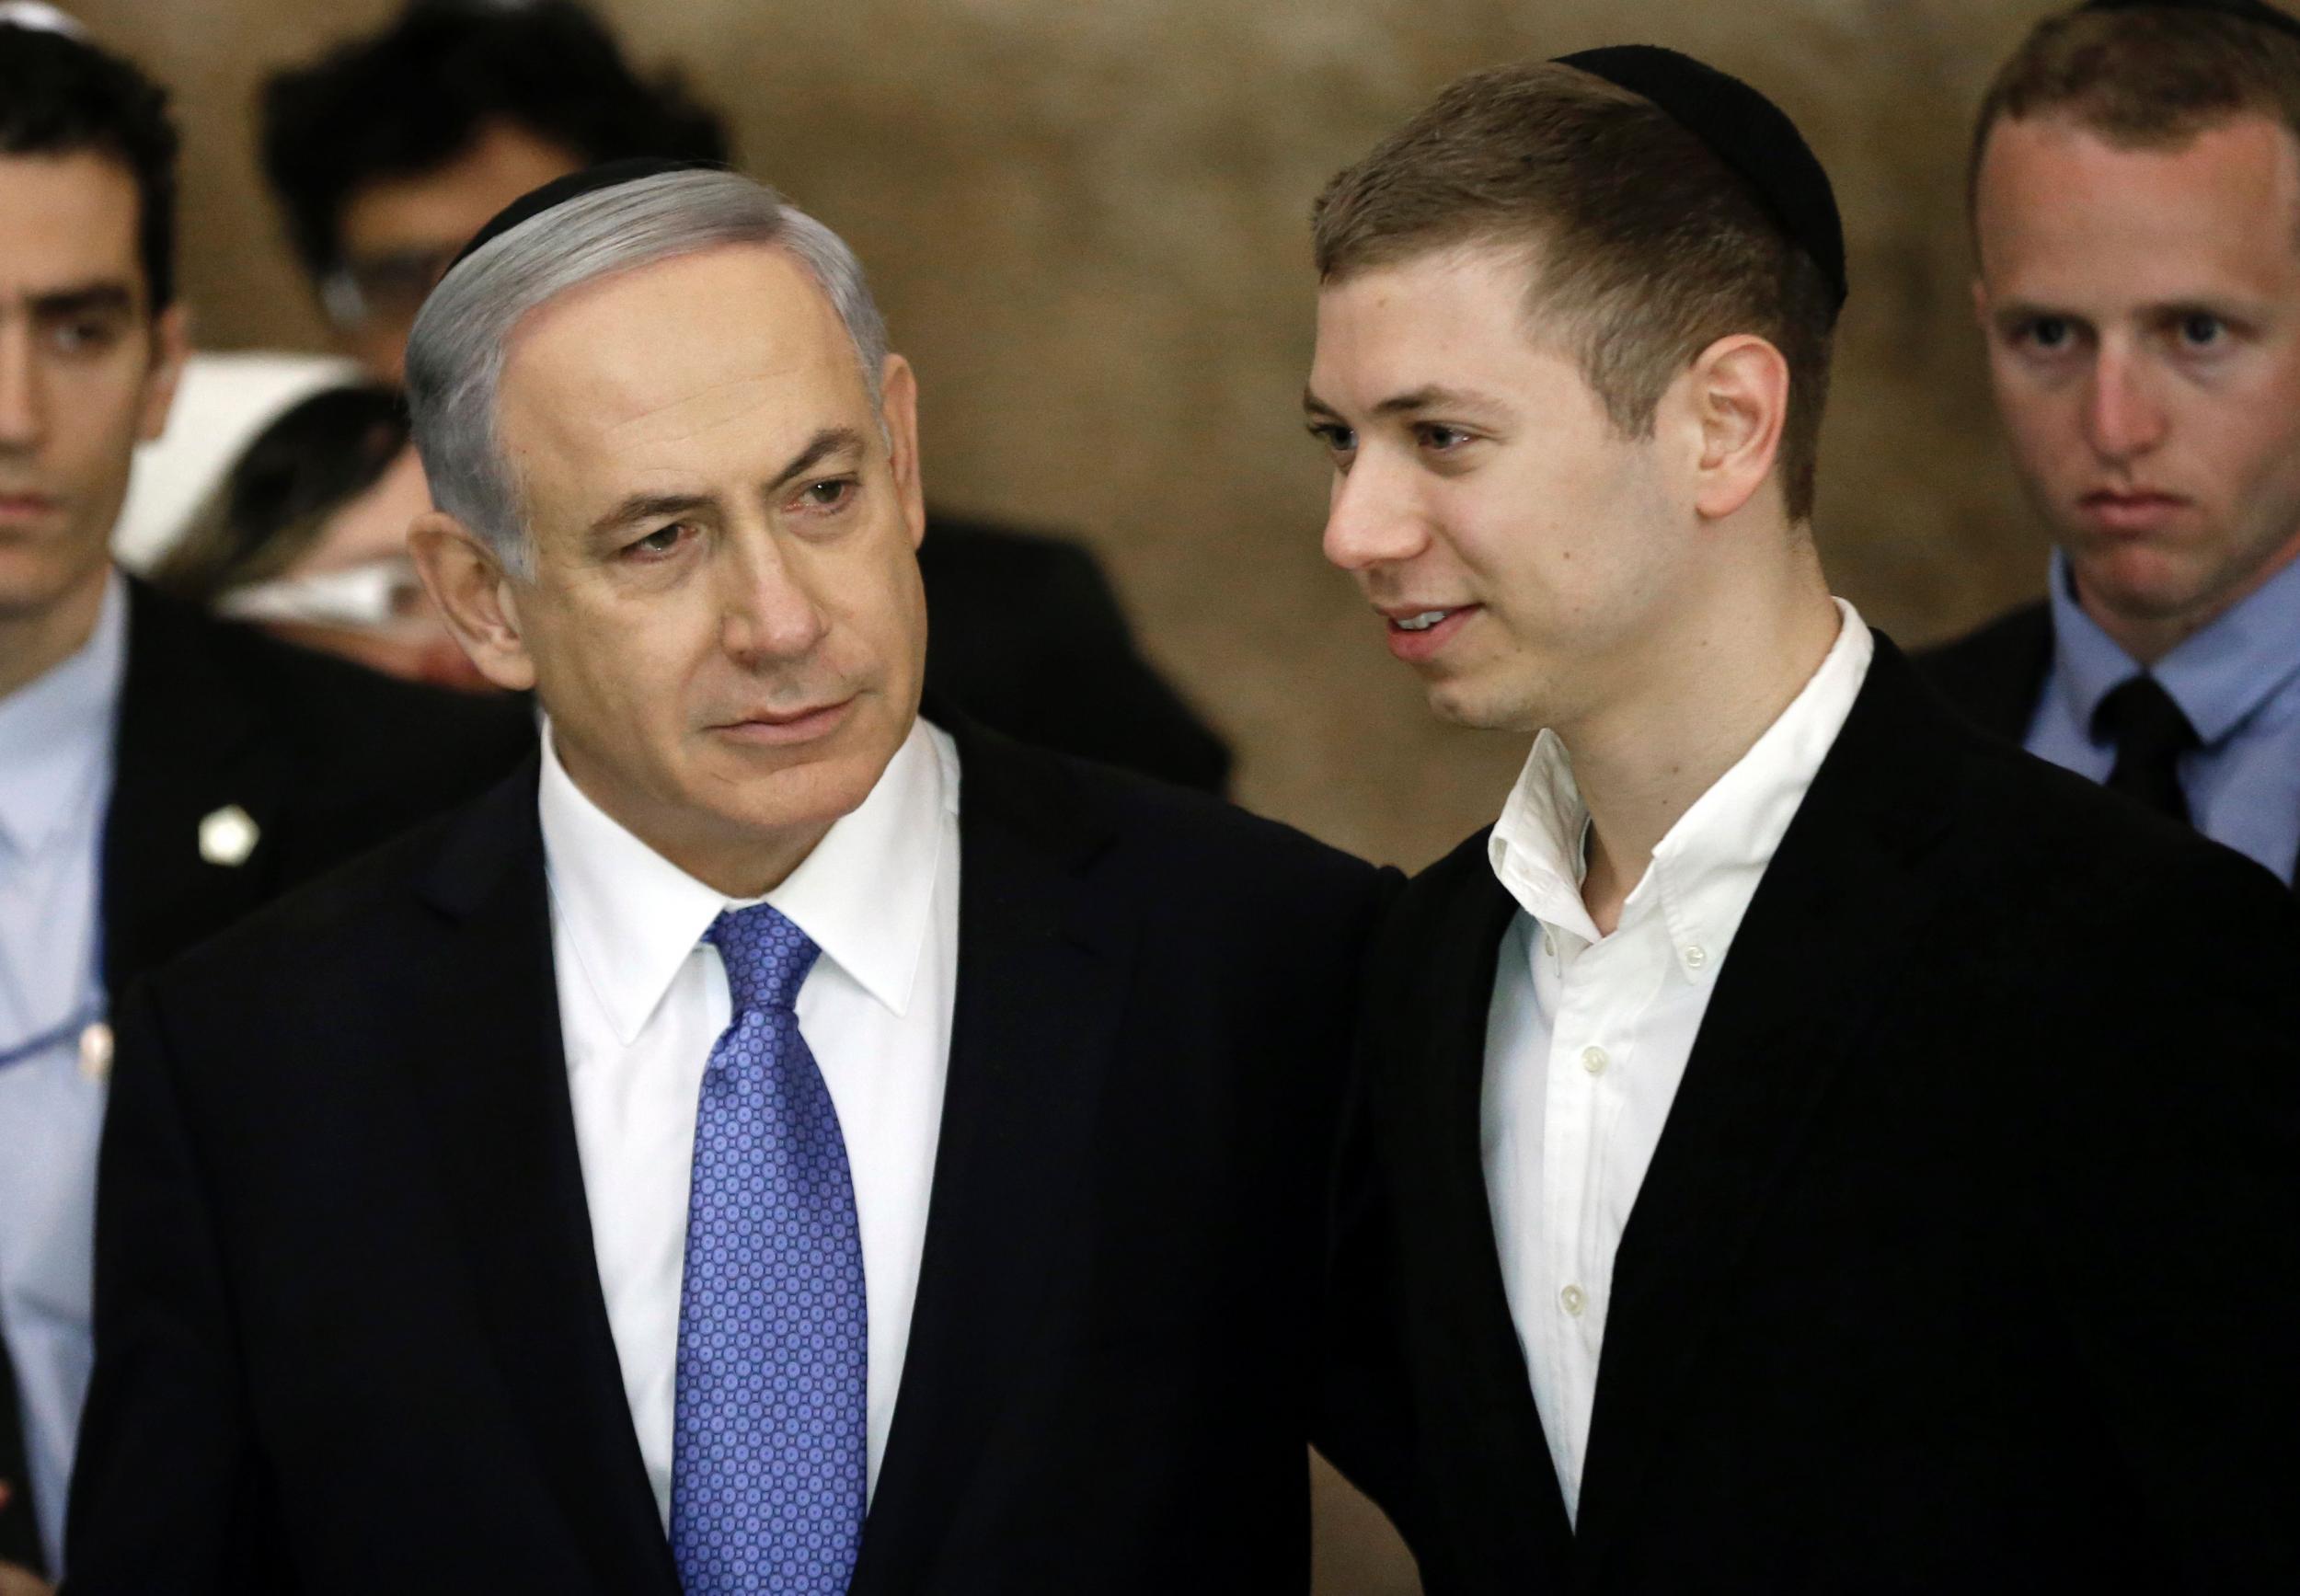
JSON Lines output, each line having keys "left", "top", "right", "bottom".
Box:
{"left": 447, "top": 156, "right": 719, "bottom": 274}
{"left": 2082, "top": 0, "right": 2300, "bottom": 44}
{"left": 1554, "top": 44, "right": 1848, "bottom": 318}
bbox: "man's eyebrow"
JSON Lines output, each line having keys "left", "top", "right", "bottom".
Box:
{"left": 26, "top": 282, "right": 135, "bottom": 319}
{"left": 765, "top": 426, "right": 866, "bottom": 495}
{"left": 1369, "top": 385, "right": 1507, "bottom": 417}
{"left": 1302, "top": 384, "right": 1510, "bottom": 419}
{"left": 585, "top": 427, "right": 871, "bottom": 540}
{"left": 587, "top": 490, "right": 715, "bottom": 541}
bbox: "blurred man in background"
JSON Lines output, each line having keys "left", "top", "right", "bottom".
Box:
{"left": 1925, "top": 0, "right": 2300, "bottom": 885}
{"left": 252, "top": 0, "right": 1233, "bottom": 789}
{"left": 0, "top": 17, "right": 529, "bottom": 1586}
{"left": 1312, "top": 46, "right": 2300, "bottom": 1592}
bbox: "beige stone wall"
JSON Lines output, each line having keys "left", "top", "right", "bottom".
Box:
{"left": 71, "top": 2, "right": 2064, "bottom": 1589}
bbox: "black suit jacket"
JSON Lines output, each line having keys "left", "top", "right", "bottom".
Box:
{"left": 99, "top": 577, "right": 535, "bottom": 997}
{"left": 1329, "top": 637, "right": 2300, "bottom": 1594}
{"left": 918, "top": 513, "right": 1231, "bottom": 795}
{"left": 1911, "top": 598, "right": 2052, "bottom": 748}
{"left": 0, "top": 579, "right": 530, "bottom": 1577}
{"left": 64, "top": 715, "right": 1389, "bottom": 1594}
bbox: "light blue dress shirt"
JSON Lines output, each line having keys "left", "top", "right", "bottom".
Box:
{"left": 0, "top": 571, "right": 125, "bottom": 1575}
{"left": 2026, "top": 548, "right": 2300, "bottom": 883}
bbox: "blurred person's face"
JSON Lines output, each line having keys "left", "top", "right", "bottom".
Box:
{"left": 328, "top": 121, "right": 583, "bottom": 384}
{"left": 411, "top": 244, "right": 928, "bottom": 895}
{"left": 1306, "top": 245, "right": 1699, "bottom": 734}
{"left": 1974, "top": 113, "right": 2300, "bottom": 660}
{"left": 0, "top": 151, "right": 187, "bottom": 668}
{"left": 262, "top": 443, "right": 494, "bottom": 692}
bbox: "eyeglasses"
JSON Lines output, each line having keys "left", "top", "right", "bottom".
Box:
{"left": 318, "top": 243, "right": 463, "bottom": 334}
{"left": 217, "top": 557, "right": 436, "bottom": 636}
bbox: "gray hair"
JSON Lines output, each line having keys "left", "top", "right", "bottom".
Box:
{"left": 405, "top": 167, "right": 890, "bottom": 574}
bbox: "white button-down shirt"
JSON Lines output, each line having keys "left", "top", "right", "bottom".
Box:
{"left": 0, "top": 570, "right": 124, "bottom": 1574}
{"left": 538, "top": 715, "right": 961, "bottom": 1529}
{"left": 1481, "top": 600, "right": 1873, "bottom": 1522}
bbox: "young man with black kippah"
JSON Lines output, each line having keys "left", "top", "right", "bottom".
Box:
{"left": 1308, "top": 48, "right": 2300, "bottom": 1593}
{"left": 1923, "top": 0, "right": 2300, "bottom": 885}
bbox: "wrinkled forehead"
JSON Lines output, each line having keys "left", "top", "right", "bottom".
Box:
{"left": 495, "top": 244, "right": 868, "bottom": 487}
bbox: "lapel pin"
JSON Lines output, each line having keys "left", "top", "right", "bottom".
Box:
{"left": 79, "top": 1020, "right": 113, "bottom": 1083}
{"left": 199, "top": 804, "right": 260, "bottom": 867}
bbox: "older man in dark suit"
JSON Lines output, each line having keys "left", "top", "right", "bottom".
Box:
{"left": 1307, "top": 48, "right": 2300, "bottom": 1594}
{"left": 65, "top": 164, "right": 1387, "bottom": 1595}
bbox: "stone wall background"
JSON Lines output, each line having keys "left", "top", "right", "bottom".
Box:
{"left": 72, "top": 1, "right": 2062, "bottom": 1589}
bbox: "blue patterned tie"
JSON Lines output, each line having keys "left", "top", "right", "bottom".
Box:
{"left": 670, "top": 904, "right": 867, "bottom": 1595}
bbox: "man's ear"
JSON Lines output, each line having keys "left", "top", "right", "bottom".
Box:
{"left": 408, "top": 511, "right": 539, "bottom": 693}
{"left": 136, "top": 302, "right": 192, "bottom": 443}
{"left": 878, "top": 352, "right": 926, "bottom": 550}
{"left": 1684, "top": 333, "right": 1790, "bottom": 523}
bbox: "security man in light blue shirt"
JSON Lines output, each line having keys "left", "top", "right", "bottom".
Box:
{"left": 0, "top": 17, "right": 529, "bottom": 1584}
{"left": 1922, "top": 0, "right": 2300, "bottom": 889}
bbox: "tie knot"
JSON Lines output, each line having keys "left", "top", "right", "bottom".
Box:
{"left": 705, "top": 904, "right": 820, "bottom": 1016}
{"left": 2092, "top": 674, "right": 2199, "bottom": 760}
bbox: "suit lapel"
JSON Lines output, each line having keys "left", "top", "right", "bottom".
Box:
{"left": 1398, "top": 850, "right": 1578, "bottom": 1567}
{"left": 100, "top": 580, "right": 292, "bottom": 997}
{"left": 404, "top": 764, "right": 681, "bottom": 1596}
{"left": 1572, "top": 639, "right": 1964, "bottom": 1573}
{"left": 850, "top": 718, "right": 1135, "bottom": 1591}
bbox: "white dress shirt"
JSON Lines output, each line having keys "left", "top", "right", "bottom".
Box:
{"left": 1481, "top": 600, "right": 1873, "bottom": 1523}
{"left": 0, "top": 570, "right": 124, "bottom": 1573}
{"left": 539, "top": 715, "right": 961, "bottom": 1529}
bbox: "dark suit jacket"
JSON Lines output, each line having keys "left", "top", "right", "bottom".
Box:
{"left": 99, "top": 576, "right": 535, "bottom": 997}
{"left": 64, "top": 715, "right": 1390, "bottom": 1595}
{"left": 918, "top": 513, "right": 1231, "bottom": 795}
{"left": 1913, "top": 598, "right": 2053, "bottom": 746}
{"left": 1328, "top": 637, "right": 2300, "bottom": 1594}
{"left": 0, "top": 579, "right": 530, "bottom": 1577}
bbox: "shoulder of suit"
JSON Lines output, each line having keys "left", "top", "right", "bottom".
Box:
{"left": 128, "top": 579, "right": 533, "bottom": 768}
{"left": 966, "top": 721, "right": 1379, "bottom": 894}
{"left": 918, "top": 513, "right": 1112, "bottom": 608}
{"left": 137, "top": 791, "right": 479, "bottom": 1005}
{"left": 1910, "top": 600, "right": 2052, "bottom": 723}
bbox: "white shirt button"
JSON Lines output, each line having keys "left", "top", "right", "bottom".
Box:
{"left": 1581, "top": 1045, "right": 1609, "bottom": 1075}
{"left": 1559, "top": 1283, "right": 1586, "bottom": 1316}
{"left": 1683, "top": 944, "right": 1708, "bottom": 970}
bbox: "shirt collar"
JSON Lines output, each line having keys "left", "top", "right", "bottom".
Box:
{"left": 2046, "top": 546, "right": 2300, "bottom": 748}
{"left": 0, "top": 568, "right": 127, "bottom": 857}
{"left": 1489, "top": 598, "right": 1874, "bottom": 970}
{"left": 538, "top": 714, "right": 955, "bottom": 1046}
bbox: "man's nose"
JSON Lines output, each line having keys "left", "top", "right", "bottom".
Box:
{"left": 0, "top": 322, "right": 42, "bottom": 454}
{"left": 2081, "top": 346, "right": 2168, "bottom": 463}
{"left": 720, "top": 532, "right": 831, "bottom": 662}
{"left": 1321, "top": 454, "right": 1432, "bottom": 574}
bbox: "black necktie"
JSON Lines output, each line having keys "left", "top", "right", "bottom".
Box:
{"left": 2093, "top": 674, "right": 2199, "bottom": 826}
{"left": 0, "top": 1332, "right": 44, "bottom": 1577}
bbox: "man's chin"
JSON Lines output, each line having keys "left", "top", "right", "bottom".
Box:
{"left": 1424, "top": 672, "right": 1533, "bottom": 733}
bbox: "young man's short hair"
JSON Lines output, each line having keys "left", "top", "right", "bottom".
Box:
{"left": 1972, "top": 4, "right": 2300, "bottom": 207}
{"left": 0, "top": 20, "right": 179, "bottom": 309}
{"left": 259, "top": 0, "right": 730, "bottom": 280}
{"left": 1312, "top": 60, "right": 1838, "bottom": 524}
